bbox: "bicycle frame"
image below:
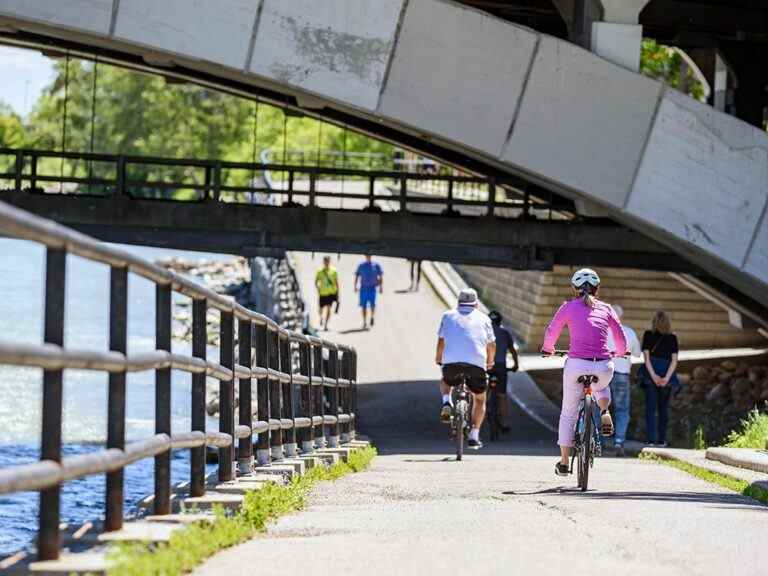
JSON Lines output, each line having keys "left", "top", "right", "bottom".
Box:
{"left": 451, "top": 376, "right": 473, "bottom": 461}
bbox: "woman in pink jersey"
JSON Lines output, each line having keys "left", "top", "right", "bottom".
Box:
{"left": 541, "top": 268, "right": 628, "bottom": 477}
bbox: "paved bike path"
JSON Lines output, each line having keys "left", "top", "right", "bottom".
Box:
{"left": 196, "top": 256, "right": 764, "bottom": 576}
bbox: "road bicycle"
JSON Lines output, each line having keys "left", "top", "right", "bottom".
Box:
{"left": 545, "top": 350, "right": 608, "bottom": 492}
{"left": 485, "top": 367, "right": 516, "bottom": 442}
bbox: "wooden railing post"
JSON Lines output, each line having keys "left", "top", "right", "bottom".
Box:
{"left": 339, "top": 348, "right": 352, "bottom": 444}
{"left": 38, "top": 247, "right": 66, "bottom": 561}
{"left": 299, "top": 340, "right": 314, "bottom": 453}
{"left": 313, "top": 341, "right": 326, "bottom": 449}
{"left": 190, "top": 298, "right": 207, "bottom": 496}
{"left": 255, "top": 322, "right": 271, "bottom": 466}
{"left": 14, "top": 150, "right": 22, "bottom": 192}
{"left": 105, "top": 265, "right": 128, "bottom": 532}
{"left": 238, "top": 317, "right": 254, "bottom": 474}
{"left": 219, "top": 311, "right": 235, "bottom": 481}
{"left": 282, "top": 336, "right": 297, "bottom": 457}
{"left": 328, "top": 346, "right": 340, "bottom": 448}
{"left": 269, "top": 329, "right": 283, "bottom": 461}
{"left": 350, "top": 349, "right": 358, "bottom": 440}
{"left": 115, "top": 156, "right": 126, "bottom": 197}
{"left": 154, "top": 283, "right": 172, "bottom": 515}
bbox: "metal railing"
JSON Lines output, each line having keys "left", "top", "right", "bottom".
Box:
{"left": 0, "top": 199, "right": 357, "bottom": 561}
{"left": 0, "top": 147, "right": 572, "bottom": 219}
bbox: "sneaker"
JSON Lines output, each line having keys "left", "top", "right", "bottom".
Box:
{"left": 370, "top": 316, "right": 375, "bottom": 326}
{"left": 440, "top": 403, "right": 452, "bottom": 423}
{"left": 614, "top": 444, "right": 625, "bottom": 457}
{"left": 655, "top": 441, "right": 668, "bottom": 448}
{"left": 468, "top": 438, "right": 483, "bottom": 450}
{"left": 555, "top": 462, "right": 569, "bottom": 476}
{"left": 600, "top": 410, "right": 614, "bottom": 437}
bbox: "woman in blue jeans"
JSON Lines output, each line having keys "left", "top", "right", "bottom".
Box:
{"left": 639, "top": 310, "right": 679, "bottom": 447}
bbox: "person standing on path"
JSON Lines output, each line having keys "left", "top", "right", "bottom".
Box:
{"left": 315, "top": 256, "right": 339, "bottom": 331}
{"left": 606, "top": 304, "right": 642, "bottom": 456}
{"left": 638, "top": 310, "right": 679, "bottom": 447}
{"left": 409, "top": 259, "right": 422, "bottom": 291}
{"left": 354, "top": 255, "right": 383, "bottom": 329}
{"left": 488, "top": 310, "right": 519, "bottom": 432}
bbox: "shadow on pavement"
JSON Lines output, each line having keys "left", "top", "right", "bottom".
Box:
{"left": 337, "top": 327, "right": 369, "bottom": 334}
{"left": 358, "top": 378, "right": 557, "bottom": 457}
{"left": 505, "top": 487, "right": 767, "bottom": 509}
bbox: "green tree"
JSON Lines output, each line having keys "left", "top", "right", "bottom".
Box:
{"left": 0, "top": 101, "right": 26, "bottom": 175}
{"left": 641, "top": 39, "right": 705, "bottom": 101}
{"left": 22, "top": 57, "right": 394, "bottom": 195}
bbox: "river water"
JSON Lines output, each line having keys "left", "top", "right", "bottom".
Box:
{"left": 0, "top": 238, "right": 232, "bottom": 556}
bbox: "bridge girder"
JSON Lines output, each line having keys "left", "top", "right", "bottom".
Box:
{"left": 0, "top": 191, "right": 689, "bottom": 272}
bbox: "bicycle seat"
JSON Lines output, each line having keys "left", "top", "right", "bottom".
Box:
{"left": 577, "top": 374, "right": 599, "bottom": 386}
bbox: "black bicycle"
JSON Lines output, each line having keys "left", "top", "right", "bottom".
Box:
{"left": 449, "top": 374, "right": 474, "bottom": 461}
{"left": 545, "top": 350, "right": 625, "bottom": 491}
{"left": 485, "top": 367, "right": 515, "bottom": 442}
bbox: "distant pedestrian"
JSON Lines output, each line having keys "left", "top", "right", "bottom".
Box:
{"left": 354, "top": 254, "right": 383, "bottom": 329}
{"left": 409, "top": 259, "right": 422, "bottom": 291}
{"left": 606, "top": 304, "right": 642, "bottom": 456}
{"left": 638, "top": 310, "right": 679, "bottom": 447}
{"left": 315, "top": 256, "right": 339, "bottom": 331}
{"left": 488, "top": 310, "right": 519, "bottom": 432}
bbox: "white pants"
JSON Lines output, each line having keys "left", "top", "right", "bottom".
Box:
{"left": 558, "top": 358, "right": 614, "bottom": 447}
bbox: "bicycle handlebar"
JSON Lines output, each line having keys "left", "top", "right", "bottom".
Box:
{"left": 540, "top": 349, "right": 631, "bottom": 359}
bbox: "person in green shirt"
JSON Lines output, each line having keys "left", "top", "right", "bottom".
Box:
{"left": 315, "top": 256, "right": 339, "bottom": 331}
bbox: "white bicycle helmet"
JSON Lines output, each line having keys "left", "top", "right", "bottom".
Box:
{"left": 571, "top": 268, "right": 600, "bottom": 289}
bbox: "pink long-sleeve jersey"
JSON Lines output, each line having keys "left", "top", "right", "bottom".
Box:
{"left": 542, "top": 298, "right": 628, "bottom": 359}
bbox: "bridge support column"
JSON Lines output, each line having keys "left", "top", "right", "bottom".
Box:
{"left": 590, "top": 1, "right": 651, "bottom": 72}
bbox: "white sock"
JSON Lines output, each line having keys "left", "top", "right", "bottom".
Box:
{"left": 442, "top": 394, "right": 451, "bottom": 405}
{"left": 468, "top": 428, "right": 479, "bottom": 441}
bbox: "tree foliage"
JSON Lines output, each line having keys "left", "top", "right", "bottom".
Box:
{"left": 640, "top": 39, "right": 706, "bottom": 101}
{"left": 0, "top": 57, "right": 394, "bottom": 191}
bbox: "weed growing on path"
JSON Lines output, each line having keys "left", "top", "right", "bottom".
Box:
{"left": 109, "top": 446, "right": 377, "bottom": 576}
{"left": 640, "top": 452, "right": 768, "bottom": 506}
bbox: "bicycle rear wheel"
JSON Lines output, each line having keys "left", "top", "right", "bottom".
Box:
{"left": 579, "top": 396, "right": 594, "bottom": 491}
{"left": 455, "top": 405, "right": 465, "bottom": 461}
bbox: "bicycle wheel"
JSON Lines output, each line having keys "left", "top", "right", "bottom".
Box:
{"left": 579, "top": 396, "right": 594, "bottom": 491}
{"left": 455, "top": 402, "right": 465, "bottom": 461}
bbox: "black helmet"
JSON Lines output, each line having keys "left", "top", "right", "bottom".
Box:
{"left": 489, "top": 310, "right": 502, "bottom": 325}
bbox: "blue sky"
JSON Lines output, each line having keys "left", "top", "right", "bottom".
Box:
{"left": 0, "top": 45, "right": 55, "bottom": 117}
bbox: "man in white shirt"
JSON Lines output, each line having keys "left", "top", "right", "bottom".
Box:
{"left": 607, "top": 304, "right": 642, "bottom": 456}
{"left": 435, "top": 288, "right": 496, "bottom": 449}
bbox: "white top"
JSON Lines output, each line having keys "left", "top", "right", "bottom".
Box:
{"left": 608, "top": 324, "right": 641, "bottom": 373}
{"left": 438, "top": 306, "right": 495, "bottom": 369}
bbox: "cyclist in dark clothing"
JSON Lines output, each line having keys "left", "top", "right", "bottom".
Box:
{"left": 489, "top": 311, "right": 519, "bottom": 431}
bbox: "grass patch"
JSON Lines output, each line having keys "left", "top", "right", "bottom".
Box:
{"left": 110, "top": 446, "right": 377, "bottom": 576}
{"left": 640, "top": 452, "right": 768, "bottom": 506}
{"left": 724, "top": 407, "right": 768, "bottom": 449}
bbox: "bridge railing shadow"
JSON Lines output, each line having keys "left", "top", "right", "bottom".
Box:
{"left": 356, "top": 378, "right": 558, "bottom": 458}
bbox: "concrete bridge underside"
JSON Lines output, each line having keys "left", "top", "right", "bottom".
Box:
{"left": 0, "top": 0, "right": 766, "bottom": 306}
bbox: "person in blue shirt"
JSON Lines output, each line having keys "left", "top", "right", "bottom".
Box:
{"left": 354, "top": 255, "right": 383, "bottom": 329}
